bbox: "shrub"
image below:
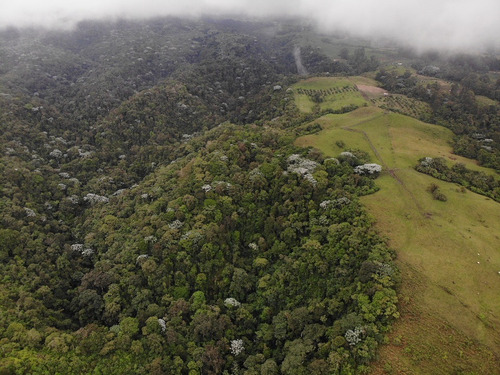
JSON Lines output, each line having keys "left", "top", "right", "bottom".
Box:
{"left": 433, "top": 191, "right": 448, "bottom": 201}
{"left": 427, "top": 183, "right": 447, "bottom": 201}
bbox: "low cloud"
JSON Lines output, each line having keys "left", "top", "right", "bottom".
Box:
{"left": 1, "top": 0, "right": 499, "bottom": 52}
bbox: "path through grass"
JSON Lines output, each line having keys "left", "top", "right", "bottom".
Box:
{"left": 294, "top": 80, "right": 500, "bottom": 373}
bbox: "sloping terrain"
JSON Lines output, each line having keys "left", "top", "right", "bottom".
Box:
{"left": 0, "top": 23, "right": 400, "bottom": 373}
{"left": 293, "top": 77, "right": 367, "bottom": 113}
{"left": 1, "top": 18, "right": 500, "bottom": 374}
{"left": 295, "top": 77, "right": 500, "bottom": 374}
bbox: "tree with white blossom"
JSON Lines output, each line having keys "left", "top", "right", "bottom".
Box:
{"left": 230, "top": 339, "right": 244, "bottom": 355}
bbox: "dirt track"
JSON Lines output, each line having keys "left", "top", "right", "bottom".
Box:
{"left": 341, "top": 114, "right": 425, "bottom": 215}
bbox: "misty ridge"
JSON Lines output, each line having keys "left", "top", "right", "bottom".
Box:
{"left": 1, "top": 0, "right": 500, "bottom": 372}
{"left": 1, "top": 0, "right": 500, "bottom": 53}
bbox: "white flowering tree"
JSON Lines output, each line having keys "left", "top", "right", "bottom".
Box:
{"left": 287, "top": 154, "right": 319, "bottom": 185}
{"left": 224, "top": 297, "right": 241, "bottom": 308}
{"left": 230, "top": 339, "right": 244, "bottom": 355}
{"left": 353, "top": 163, "right": 382, "bottom": 176}
{"left": 84, "top": 193, "right": 109, "bottom": 205}
{"left": 345, "top": 327, "right": 365, "bottom": 346}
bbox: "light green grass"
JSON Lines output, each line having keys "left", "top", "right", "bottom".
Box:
{"left": 297, "top": 108, "right": 496, "bottom": 175}
{"left": 293, "top": 77, "right": 354, "bottom": 90}
{"left": 363, "top": 169, "right": 500, "bottom": 374}
{"left": 294, "top": 96, "right": 500, "bottom": 374}
{"left": 476, "top": 95, "right": 498, "bottom": 107}
{"left": 294, "top": 93, "right": 316, "bottom": 113}
{"left": 292, "top": 77, "right": 368, "bottom": 113}
{"left": 348, "top": 76, "right": 380, "bottom": 86}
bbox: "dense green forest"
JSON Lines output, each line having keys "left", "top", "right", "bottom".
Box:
{"left": 0, "top": 17, "right": 398, "bottom": 374}
{"left": 0, "top": 16, "right": 498, "bottom": 374}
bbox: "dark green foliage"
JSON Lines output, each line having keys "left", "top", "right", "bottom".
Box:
{"left": 427, "top": 183, "right": 448, "bottom": 201}
{"left": 295, "top": 123, "right": 323, "bottom": 136}
{"left": 0, "top": 120, "right": 398, "bottom": 374}
{"left": 416, "top": 157, "right": 500, "bottom": 201}
{"left": 0, "top": 17, "right": 396, "bottom": 374}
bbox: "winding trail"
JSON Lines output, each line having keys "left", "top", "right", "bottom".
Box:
{"left": 341, "top": 112, "right": 426, "bottom": 215}
{"left": 293, "top": 46, "right": 308, "bottom": 76}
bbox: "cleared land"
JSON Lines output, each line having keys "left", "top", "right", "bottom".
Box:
{"left": 292, "top": 77, "right": 368, "bottom": 113}
{"left": 372, "top": 94, "right": 432, "bottom": 120}
{"left": 476, "top": 95, "right": 498, "bottom": 107}
{"left": 356, "top": 84, "right": 387, "bottom": 98}
{"left": 294, "top": 77, "right": 500, "bottom": 374}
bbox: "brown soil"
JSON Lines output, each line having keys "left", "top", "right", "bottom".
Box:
{"left": 356, "top": 84, "right": 387, "bottom": 98}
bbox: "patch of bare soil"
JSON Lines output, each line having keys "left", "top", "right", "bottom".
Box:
{"left": 356, "top": 84, "right": 387, "bottom": 98}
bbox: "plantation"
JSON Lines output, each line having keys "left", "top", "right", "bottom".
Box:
{"left": 372, "top": 94, "right": 431, "bottom": 120}
{"left": 292, "top": 77, "right": 368, "bottom": 113}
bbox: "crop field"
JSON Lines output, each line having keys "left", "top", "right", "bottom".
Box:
{"left": 292, "top": 77, "right": 368, "bottom": 113}
{"left": 372, "top": 94, "right": 432, "bottom": 120}
{"left": 414, "top": 75, "right": 454, "bottom": 91}
{"left": 293, "top": 79, "right": 500, "bottom": 374}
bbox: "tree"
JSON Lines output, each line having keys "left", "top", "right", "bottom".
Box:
{"left": 339, "top": 48, "right": 349, "bottom": 60}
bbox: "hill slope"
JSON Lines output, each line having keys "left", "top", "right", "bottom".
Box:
{"left": 0, "top": 22, "right": 400, "bottom": 372}
{"left": 2, "top": 18, "right": 500, "bottom": 374}
{"left": 295, "top": 77, "right": 500, "bottom": 374}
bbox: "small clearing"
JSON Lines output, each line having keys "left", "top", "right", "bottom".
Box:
{"left": 292, "top": 77, "right": 367, "bottom": 113}
{"left": 356, "top": 84, "right": 387, "bottom": 99}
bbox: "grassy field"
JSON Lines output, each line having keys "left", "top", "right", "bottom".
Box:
{"left": 414, "top": 74, "right": 454, "bottom": 91}
{"left": 476, "top": 95, "right": 498, "bottom": 107}
{"left": 347, "top": 76, "right": 381, "bottom": 87}
{"left": 293, "top": 76, "right": 432, "bottom": 121}
{"left": 292, "top": 77, "right": 368, "bottom": 113}
{"left": 365, "top": 171, "right": 500, "bottom": 374}
{"left": 293, "top": 78, "right": 500, "bottom": 374}
{"left": 286, "top": 28, "right": 401, "bottom": 63}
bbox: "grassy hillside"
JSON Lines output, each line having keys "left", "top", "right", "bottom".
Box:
{"left": 294, "top": 77, "right": 500, "bottom": 374}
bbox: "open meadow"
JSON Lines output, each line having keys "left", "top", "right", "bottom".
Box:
{"left": 294, "top": 77, "right": 500, "bottom": 374}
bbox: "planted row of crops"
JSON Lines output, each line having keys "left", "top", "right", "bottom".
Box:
{"left": 295, "top": 85, "right": 358, "bottom": 97}
{"left": 373, "top": 95, "right": 430, "bottom": 119}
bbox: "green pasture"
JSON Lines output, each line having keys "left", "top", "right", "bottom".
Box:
{"left": 348, "top": 75, "right": 380, "bottom": 87}
{"left": 476, "top": 95, "right": 498, "bottom": 107}
{"left": 294, "top": 90, "right": 500, "bottom": 374}
{"left": 293, "top": 77, "right": 354, "bottom": 90}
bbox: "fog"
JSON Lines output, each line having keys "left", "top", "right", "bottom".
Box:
{"left": 1, "top": 0, "right": 499, "bottom": 52}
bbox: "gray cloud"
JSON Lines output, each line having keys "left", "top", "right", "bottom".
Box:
{"left": 1, "top": 0, "right": 499, "bottom": 52}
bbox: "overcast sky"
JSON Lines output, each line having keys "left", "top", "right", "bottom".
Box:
{"left": 1, "top": 0, "right": 499, "bottom": 52}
